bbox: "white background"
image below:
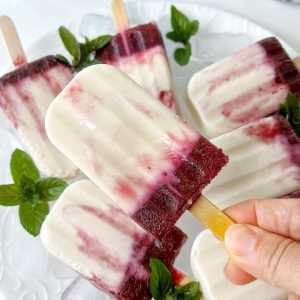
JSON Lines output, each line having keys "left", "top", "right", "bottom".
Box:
{"left": 0, "top": 0, "right": 299, "bottom": 55}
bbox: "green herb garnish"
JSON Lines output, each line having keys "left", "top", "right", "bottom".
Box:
{"left": 0, "top": 149, "right": 68, "bottom": 236}
{"left": 278, "top": 92, "right": 300, "bottom": 137}
{"left": 150, "top": 258, "right": 202, "bottom": 300}
{"left": 166, "top": 5, "right": 199, "bottom": 66}
{"left": 56, "top": 26, "right": 112, "bottom": 72}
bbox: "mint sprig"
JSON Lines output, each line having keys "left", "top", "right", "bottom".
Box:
{"left": 278, "top": 92, "right": 300, "bottom": 137}
{"left": 0, "top": 149, "right": 68, "bottom": 236}
{"left": 166, "top": 5, "right": 199, "bottom": 66}
{"left": 56, "top": 26, "right": 112, "bottom": 72}
{"left": 150, "top": 258, "right": 202, "bottom": 300}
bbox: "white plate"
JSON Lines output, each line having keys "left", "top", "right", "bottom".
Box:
{"left": 0, "top": 1, "right": 297, "bottom": 299}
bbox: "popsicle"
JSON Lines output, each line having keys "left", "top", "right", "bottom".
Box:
{"left": 0, "top": 16, "right": 77, "bottom": 177}
{"left": 45, "top": 64, "right": 231, "bottom": 240}
{"left": 190, "top": 230, "right": 287, "bottom": 300}
{"left": 96, "top": 0, "right": 178, "bottom": 113}
{"left": 41, "top": 180, "right": 188, "bottom": 300}
{"left": 203, "top": 115, "right": 300, "bottom": 209}
{"left": 187, "top": 37, "right": 300, "bottom": 137}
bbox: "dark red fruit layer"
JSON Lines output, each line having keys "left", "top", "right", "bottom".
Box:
{"left": 282, "top": 190, "right": 300, "bottom": 198}
{"left": 0, "top": 55, "right": 70, "bottom": 87}
{"left": 145, "top": 226, "right": 187, "bottom": 268}
{"left": 96, "top": 22, "right": 164, "bottom": 61}
{"left": 259, "top": 37, "right": 300, "bottom": 100}
{"left": 133, "top": 137, "right": 228, "bottom": 238}
{"left": 117, "top": 227, "right": 187, "bottom": 300}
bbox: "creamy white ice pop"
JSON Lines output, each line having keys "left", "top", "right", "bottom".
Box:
{"left": 96, "top": 22, "right": 178, "bottom": 113}
{"left": 187, "top": 37, "right": 300, "bottom": 137}
{"left": 0, "top": 56, "right": 78, "bottom": 177}
{"left": 41, "top": 180, "right": 187, "bottom": 300}
{"left": 190, "top": 230, "right": 287, "bottom": 300}
{"left": 203, "top": 116, "right": 300, "bottom": 209}
{"left": 45, "top": 64, "right": 227, "bottom": 238}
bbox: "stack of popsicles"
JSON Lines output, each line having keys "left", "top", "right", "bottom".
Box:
{"left": 1, "top": 3, "right": 299, "bottom": 299}
{"left": 185, "top": 35, "right": 300, "bottom": 300}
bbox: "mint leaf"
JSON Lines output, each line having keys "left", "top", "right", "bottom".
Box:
{"left": 166, "top": 5, "right": 199, "bottom": 66}
{"left": 59, "top": 26, "right": 81, "bottom": 64}
{"left": 19, "top": 202, "right": 49, "bottom": 236}
{"left": 10, "top": 149, "right": 40, "bottom": 186}
{"left": 278, "top": 93, "right": 300, "bottom": 137}
{"left": 170, "top": 5, "right": 190, "bottom": 42}
{"left": 189, "top": 20, "right": 199, "bottom": 36}
{"left": 166, "top": 31, "right": 181, "bottom": 43}
{"left": 58, "top": 27, "right": 111, "bottom": 72}
{"left": 173, "top": 282, "right": 202, "bottom": 300}
{"left": 88, "top": 35, "right": 112, "bottom": 51}
{"left": 19, "top": 175, "right": 39, "bottom": 204}
{"left": 174, "top": 43, "right": 191, "bottom": 66}
{"left": 0, "top": 184, "right": 22, "bottom": 206}
{"left": 79, "top": 43, "right": 90, "bottom": 63}
{"left": 55, "top": 54, "right": 70, "bottom": 65}
{"left": 76, "top": 59, "right": 101, "bottom": 72}
{"left": 150, "top": 258, "right": 172, "bottom": 299}
{"left": 36, "top": 178, "right": 68, "bottom": 202}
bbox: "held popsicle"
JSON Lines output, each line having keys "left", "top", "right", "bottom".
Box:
{"left": 203, "top": 116, "right": 300, "bottom": 209}
{"left": 96, "top": 0, "right": 178, "bottom": 113}
{"left": 45, "top": 64, "right": 232, "bottom": 240}
{"left": 187, "top": 37, "right": 300, "bottom": 137}
{"left": 41, "top": 180, "right": 188, "bottom": 300}
{"left": 0, "top": 16, "right": 77, "bottom": 177}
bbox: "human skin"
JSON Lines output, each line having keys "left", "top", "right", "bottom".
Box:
{"left": 223, "top": 198, "right": 300, "bottom": 300}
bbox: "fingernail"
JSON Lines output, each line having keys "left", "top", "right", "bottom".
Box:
{"left": 225, "top": 224, "right": 257, "bottom": 255}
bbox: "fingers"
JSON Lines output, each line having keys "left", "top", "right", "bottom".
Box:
{"left": 224, "top": 224, "right": 300, "bottom": 295}
{"left": 224, "top": 198, "right": 300, "bottom": 241}
{"left": 289, "top": 293, "right": 300, "bottom": 300}
{"left": 224, "top": 259, "right": 255, "bottom": 285}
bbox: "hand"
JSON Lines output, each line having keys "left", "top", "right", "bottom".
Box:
{"left": 223, "top": 198, "right": 300, "bottom": 300}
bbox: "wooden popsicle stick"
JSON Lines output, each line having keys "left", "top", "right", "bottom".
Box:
{"left": 0, "top": 16, "right": 27, "bottom": 68}
{"left": 189, "top": 195, "right": 235, "bottom": 241}
{"left": 111, "top": 0, "right": 130, "bottom": 32}
{"left": 293, "top": 56, "right": 300, "bottom": 72}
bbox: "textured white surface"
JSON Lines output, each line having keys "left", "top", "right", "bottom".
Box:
{"left": 0, "top": 1, "right": 297, "bottom": 299}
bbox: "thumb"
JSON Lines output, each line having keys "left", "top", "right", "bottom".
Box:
{"left": 224, "top": 224, "right": 300, "bottom": 295}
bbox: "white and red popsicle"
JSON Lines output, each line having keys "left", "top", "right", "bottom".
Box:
{"left": 96, "top": 0, "right": 178, "bottom": 113}
{"left": 203, "top": 115, "right": 300, "bottom": 209}
{"left": 45, "top": 64, "right": 229, "bottom": 239}
{"left": 187, "top": 37, "right": 300, "bottom": 137}
{"left": 0, "top": 16, "right": 77, "bottom": 177}
{"left": 41, "top": 180, "right": 188, "bottom": 300}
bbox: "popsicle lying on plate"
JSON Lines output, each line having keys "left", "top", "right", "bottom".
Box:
{"left": 96, "top": 0, "right": 178, "bottom": 113}
{"left": 203, "top": 115, "right": 300, "bottom": 209}
{"left": 41, "top": 180, "right": 187, "bottom": 300}
{"left": 187, "top": 37, "right": 300, "bottom": 137}
{"left": 0, "top": 16, "right": 77, "bottom": 177}
{"left": 45, "top": 64, "right": 229, "bottom": 239}
{"left": 190, "top": 230, "right": 287, "bottom": 300}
